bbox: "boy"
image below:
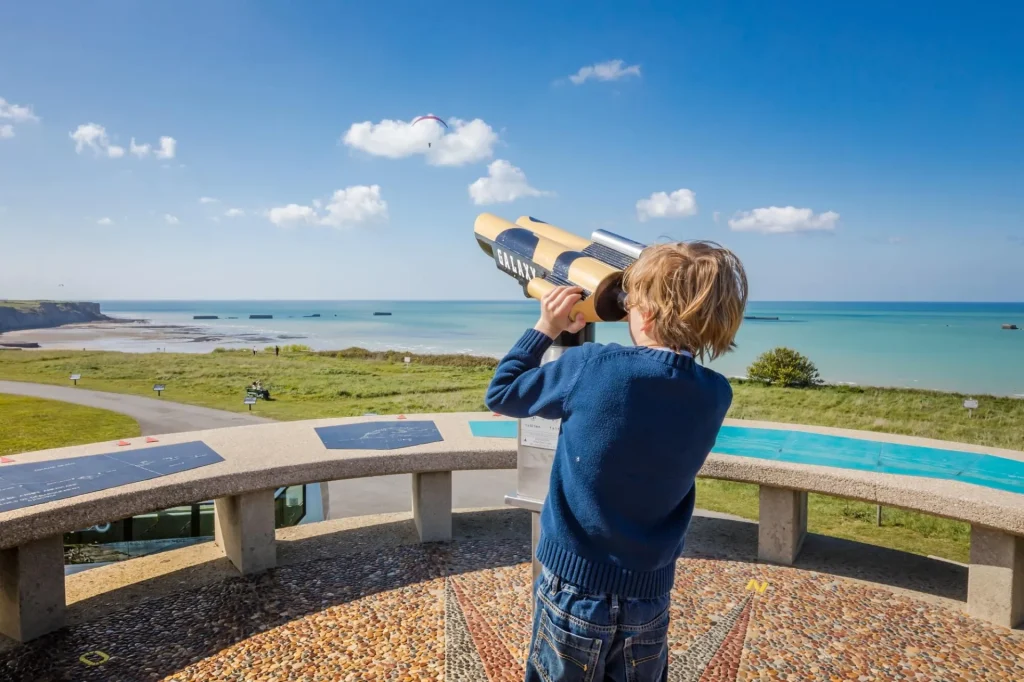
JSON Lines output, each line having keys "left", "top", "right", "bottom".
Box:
{"left": 485, "top": 241, "right": 747, "bottom": 682}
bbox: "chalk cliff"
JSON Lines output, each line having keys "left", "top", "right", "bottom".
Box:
{"left": 0, "top": 301, "right": 113, "bottom": 333}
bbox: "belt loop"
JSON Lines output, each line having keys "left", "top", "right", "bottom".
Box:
{"left": 610, "top": 593, "right": 620, "bottom": 620}
{"left": 551, "top": 573, "right": 561, "bottom": 592}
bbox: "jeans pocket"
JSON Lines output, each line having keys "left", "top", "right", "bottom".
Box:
{"left": 624, "top": 611, "right": 669, "bottom": 682}
{"left": 530, "top": 607, "right": 601, "bottom": 682}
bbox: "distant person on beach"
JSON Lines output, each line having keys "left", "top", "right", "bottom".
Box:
{"left": 252, "top": 346, "right": 256, "bottom": 356}
{"left": 486, "top": 242, "right": 747, "bottom": 681}
{"left": 275, "top": 345, "right": 279, "bottom": 356}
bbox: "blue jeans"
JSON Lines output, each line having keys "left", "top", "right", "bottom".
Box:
{"left": 525, "top": 569, "right": 671, "bottom": 682}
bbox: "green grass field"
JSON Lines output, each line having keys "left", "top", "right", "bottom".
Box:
{"left": 2, "top": 347, "right": 1019, "bottom": 562}
{"left": 0, "top": 393, "right": 140, "bottom": 456}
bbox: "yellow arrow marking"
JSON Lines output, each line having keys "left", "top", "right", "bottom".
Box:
{"left": 745, "top": 579, "right": 768, "bottom": 594}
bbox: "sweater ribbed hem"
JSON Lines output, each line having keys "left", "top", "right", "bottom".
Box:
{"left": 515, "top": 328, "right": 555, "bottom": 358}
{"left": 536, "top": 537, "right": 676, "bottom": 599}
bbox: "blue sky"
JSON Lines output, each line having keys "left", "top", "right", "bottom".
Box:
{"left": 1, "top": 1, "right": 1021, "bottom": 302}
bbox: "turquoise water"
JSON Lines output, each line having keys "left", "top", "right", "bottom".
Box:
{"left": 97, "top": 300, "right": 1024, "bottom": 396}
{"left": 468, "top": 420, "right": 1024, "bottom": 493}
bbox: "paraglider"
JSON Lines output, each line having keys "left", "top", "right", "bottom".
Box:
{"left": 413, "top": 115, "right": 448, "bottom": 148}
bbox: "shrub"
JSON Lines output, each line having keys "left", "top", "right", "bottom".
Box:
{"left": 746, "top": 347, "right": 821, "bottom": 387}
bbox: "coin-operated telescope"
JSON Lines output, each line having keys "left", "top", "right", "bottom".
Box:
{"left": 474, "top": 213, "right": 649, "bottom": 580}
{"left": 473, "top": 213, "right": 648, "bottom": 323}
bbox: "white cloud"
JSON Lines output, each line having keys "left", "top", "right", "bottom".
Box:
{"left": 199, "top": 197, "right": 219, "bottom": 204}
{"left": 469, "top": 160, "right": 552, "bottom": 205}
{"left": 568, "top": 59, "right": 641, "bottom": 85}
{"left": 0, "top": 97, "right": 39, "bottom": 123}
{"left": 224, "top": 208, "right": 245, "bottom": 218}
{"left": 70, "top": 123, "right": 112, "bottom": 154}
{"left": 728, "top": 206, "right": 840, "bottom": 234}
{"left": 268, "top": 204, "right": 318, "bottom": 227}
{"left": 312, "top": 199, "right": 322, "bottom": 209}
{"left": 342, "top": 116, "right": 497, "bottom": 166}
{"left": 96, "top": 217, "right": 114, "bottom": 225}
{"left": 321, "top": 185, "right": 388, "bottom": 227}
{"left": 0, "top": 125, "right": 13, "bottom": 139}
{"left": 70, "top": 123, "right": 174, "bottom": 160}
{"left": 713, "top": 211, "right": 721, "bottom": 223}
{"left": 155, "top": 136, "right": 176, "bottom": 159}
{"left": 163, "top": 214, "right": 179, "bottom": 225}
{"left": 268, "top": 185, "right": 389, "bottom": 229}
{"left": 888, "top": 236, "right": 904, "bottom": 244}
{"left": 636, "top": 189, "right": 698, "bottom": 222}
{"left": 130, "top": 138, "right": 151, "bottom": 158}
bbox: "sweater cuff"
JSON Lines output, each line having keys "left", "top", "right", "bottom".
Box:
{"left": 515, "top": 328, "right": 555, "bottom": 359}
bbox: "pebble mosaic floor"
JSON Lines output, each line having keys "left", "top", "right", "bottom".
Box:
{"left": 2, "top": 537, "right": 1024, "bottom": 682}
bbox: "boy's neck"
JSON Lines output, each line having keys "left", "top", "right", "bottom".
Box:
{"left": 633, "top": 337, "right": 693, "bottom": 356}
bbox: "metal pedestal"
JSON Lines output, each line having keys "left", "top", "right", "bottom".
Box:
{"left": 504, "top": 325, "right": 595, "bottom": 583}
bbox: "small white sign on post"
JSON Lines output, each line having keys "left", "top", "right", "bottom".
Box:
{"left": 404, "top": 356, "right": 411, "bottom": 365}
{"left": 70, "top": 373, "right": 81, "bottom": 386}
{"left": 244, "top": 396, "right": 257, "bottom": 411}
{"left": 964, "top": 398, "right": 979, "bottom": 418}
{"left": 520, "top": 417, "right": 562, "bottom": 450}
{"left": 153, "top": 384, "right": 166, "bottom": 396}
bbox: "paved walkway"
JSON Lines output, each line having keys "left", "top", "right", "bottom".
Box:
{"left": 3, "top": 510, "right": 1020, "bottom": 681}
{"left": 0, "top": 380, "right": 272, "bottom": 436}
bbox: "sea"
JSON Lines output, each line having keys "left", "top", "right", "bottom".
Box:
{"left": 94, "top": 300, "right": 1024, "bottom": 398}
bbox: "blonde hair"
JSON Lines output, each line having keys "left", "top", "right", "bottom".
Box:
{"left": 622, "top": 241, "right": 748, "bottom": 362}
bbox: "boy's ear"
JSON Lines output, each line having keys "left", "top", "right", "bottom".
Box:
{"left": 639, "top": 309, "right": 656, "bottom": 334}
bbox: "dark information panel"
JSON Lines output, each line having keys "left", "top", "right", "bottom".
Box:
{"left": 315, "top": 421, "right": 444, "bottom": 451}
{"left": 0, "top": 442, "right": 224, "bottom": 514}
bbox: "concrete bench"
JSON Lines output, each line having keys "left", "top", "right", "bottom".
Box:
{"left": 1, "top": 413, "right": 1023, "bottom": 643}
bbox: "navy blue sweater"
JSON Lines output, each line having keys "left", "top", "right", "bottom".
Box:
{"left": 485, "top": 329, "right": 732, "bottom": 599}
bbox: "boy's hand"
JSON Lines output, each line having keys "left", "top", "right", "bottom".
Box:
{"left": 534, "top": 286, "right": 587, "bottom": 339}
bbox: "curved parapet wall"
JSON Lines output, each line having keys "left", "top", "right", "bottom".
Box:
{"left": 4, "top": 414, "right": 1024, "bottom": 549}
{"left": 0, "top": 413, "right": 516, "bottom": 551}
{"left": 1, "top": 412, "right": 1024, "bottom": 641}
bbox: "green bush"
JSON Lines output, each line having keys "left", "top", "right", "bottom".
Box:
{"left": 746, "top": 347, "right": 821, "bottom": 387}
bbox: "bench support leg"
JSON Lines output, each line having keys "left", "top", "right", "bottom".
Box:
{"left": 215, "top": 489, "right": 276, "bottom": 575}
{"left": 758, "top": 486, "right": 808, "bottom": 565}
{"left": 968, "top": 525, "right": 1024, "bottom": 628}
{"left": 412, "top": 471, "right": 452, "bottom": 543}
{"left": 0, "top": 535, "right": 65, "bottom": 642}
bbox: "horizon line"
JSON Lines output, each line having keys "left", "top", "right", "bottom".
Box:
{"left": 74, "top": 298, "right": 1024, "bottom": 305}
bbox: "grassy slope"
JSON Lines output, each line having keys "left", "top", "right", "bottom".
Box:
{"left": 0, "top": 348, "right": 496, "bottom": 420}
{"left": 0, "top": 393, "right": 141, "bottom": 456}
{"left": 2, "top": 348, "right": 1021, "bottom": 562}
{"left": 0, "top": 300, "right": 45, "bottom": 311}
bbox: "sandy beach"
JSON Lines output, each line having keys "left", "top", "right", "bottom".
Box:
{"left": 0, "top": 321, "right": 295, "bottom": 353}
